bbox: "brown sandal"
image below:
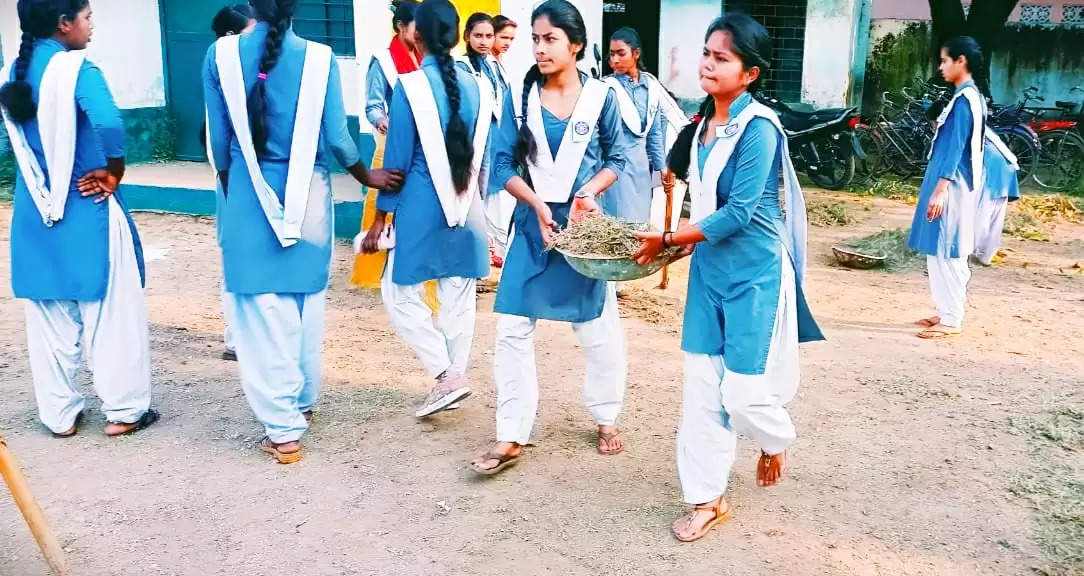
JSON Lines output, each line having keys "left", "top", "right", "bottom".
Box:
{"left": 261, "top": 437, "right": 303, "bottom": 464}
{"left": 917, "top": 324, "right": 961, "bottom": 339}
{"left": 470, "top": 450, "right": 520, "bottom": 476}
{"left": 597, "top": 429, "right": 624, "bottom": 455}
{"left": 673, "top": 496, "right": 733, "bottom": 542}
{"left": 757, "top": 450, "right": 788, "bottom": 487}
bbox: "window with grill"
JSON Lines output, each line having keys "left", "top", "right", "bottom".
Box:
{"left": 1064, "top": 4, "right": 1084, "bottom": 26}
{"left": 294, "top": 0, "right": 356, "bottom": 56}
{"left": 1018, "top": 3, "right": 1053, "bottom": 25}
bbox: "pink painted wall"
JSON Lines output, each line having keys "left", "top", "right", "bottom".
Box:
{"left": 872, "top": 1, "right": 1074, "bottom": 23}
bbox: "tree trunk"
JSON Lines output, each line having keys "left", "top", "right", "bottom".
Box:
{"left": 965, "top": 0, "right": 1021, "bottom": 96}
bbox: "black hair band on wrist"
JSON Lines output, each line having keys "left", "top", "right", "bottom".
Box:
{"left": 662, "top": 231, "right": 673, "bottom": 247}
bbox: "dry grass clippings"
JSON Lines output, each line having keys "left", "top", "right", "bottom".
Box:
{"left": 807, "top": 200, "right": 856, "bottom": 227}
{"left": 845, "top": 228, "right": 922, "bottom": 272}
{"left": 551, "top": 215, "right": 666, "bottom": 259}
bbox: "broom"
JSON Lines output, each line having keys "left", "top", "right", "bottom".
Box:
{"left": 656, "top": 172, "right": 676, "bottom": 290}
{"left": 0, "top": 433, "right": 71, "bottom": 575}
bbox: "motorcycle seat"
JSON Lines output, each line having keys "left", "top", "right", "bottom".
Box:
{"left": 777, "top": 107, "right": 851, "bottom": 131}
{"left": 1055, "top": 100, "right": 1079, "bottom": 111}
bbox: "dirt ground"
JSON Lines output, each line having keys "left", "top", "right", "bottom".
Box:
{"left": 1, "top": 190, "right": 1082, "bottom": 576}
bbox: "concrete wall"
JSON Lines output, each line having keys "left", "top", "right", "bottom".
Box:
{"left": 872, "top": 0, "right": 1078, "bottom": 23}
{"left": 0, "top": 0, "right": 166, "bottom": 109}
{"left": 802, "top": 0, "right": 861, "bottom": 107}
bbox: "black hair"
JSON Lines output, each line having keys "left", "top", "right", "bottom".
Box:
{"left": 0, "top": 0, "right": 89, "bottom": 123}
{"left": 667, "top": 13, "right": 772, "bottom": 181}
{"left": 212, "top": 3, "right": 255, "bottom": 38}
{"left": 416, "top": 0, "right": 474, "bottom": 194}
{"left": 609, "top": 26, "right": 644, "bottom": 71}
{"left": 492, "top": 14, "right": 517, "bottom": 34}
{"left": 464, "top": 12, "right": 493, "bottom": 74}
{"left": 941, "top": 35, "right": 987, "bottom": 92}
{"left": 514, "top": 0, "right": 587, "bottom": 169}
{"left": 247, "top": 0, "right": 297, "bottom": 157}
{"left": 391, "top": 0, "right": 419, "bottom": 33}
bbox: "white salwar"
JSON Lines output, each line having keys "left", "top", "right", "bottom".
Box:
{"left": 231, "top": 290, "right": 325, "bottom": 444}
{"left": 973, "top": 193, "right": 1007, "bottom": 266}
{"left": 494, "top": 284, "right": 626, "bottom": 445}
{"left": 677, "top": 251, "right": 799, "bottom": 505}
{"left": 381, "top": 252, "right": 477, "bottom": 379}
{"left": 927, "top": 254, "right": 971, "bottom": 327}
{"left": 25, "top": 198, "right": 152, "bottom": 433}
{"left": 484, "top": 191, "right": 516, "bottom": 259}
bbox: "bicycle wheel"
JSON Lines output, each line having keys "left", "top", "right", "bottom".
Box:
{"left": 994, "top": 126, "right": 1040, "bottom": 181}
{"left": 854, "top": 124, "right": 886, "bottom": 181}
{"left": 1033, "top": 129, "right": 1084, "bottom": 190}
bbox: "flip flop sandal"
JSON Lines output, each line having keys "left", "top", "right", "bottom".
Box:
{"left": 105, "top": 409, "right": 160, "bottom": 437}
{"left": 673, "top": 496, "right": 733, "bottom": 543}
{"left": 303, "top": 410, "right": 313, "bottom": 424}
{"left": 415, "top": 387, "right": 472, "bottom": 418}
{"left": 52, "top": 412, "right": 83, "bottom": 438}
{"left": 917, "top": 326, "right": 961, "bottom": 339}
{"left": 471, "top": 450, "right": 520, "bottom": 476}
{"left": 261, "top": 437, "right": 303, "bottom": 464}
{"left": 597, "top": 429, "right": 624, "bottom": 455}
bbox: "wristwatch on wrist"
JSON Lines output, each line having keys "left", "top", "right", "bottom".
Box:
{"left": 574, "top": 187, "right": 595, "bottom": 199}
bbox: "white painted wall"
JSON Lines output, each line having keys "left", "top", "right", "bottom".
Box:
{"left": 658, "top": 0, "right": 720, "bottom": 101}
{"left": 801, "top": 0, "right": 859, "bottom": 108}
{"left": 0, "top": 0, "right": 166, "bottom": 109}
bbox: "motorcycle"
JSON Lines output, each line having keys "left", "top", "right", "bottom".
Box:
{"left": 756, "top": 95, "right": 864, "bottom": 190}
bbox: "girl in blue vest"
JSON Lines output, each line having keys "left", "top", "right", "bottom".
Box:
{"left": 203, "top": 0, "right": 403, "bottom": 463}
{"left": 632, "top": 14, "right": 823, "bottom": 542}
{"left": 602, "top": 27, "right": 667, "bottom": 223}
{"left": 361, "top": 0, "right": 492, "bottom": 418}
{"left": 469, "top": 0, "right": 633, "bottom": 476}
{"left": 909, "top": 37, "right": 986, "bottom": 339}
{"left": 1, "top": 0, "right": 158, "bottom": 438}
{"left": 457, "top": 12, "right": 517, "bottom": 268}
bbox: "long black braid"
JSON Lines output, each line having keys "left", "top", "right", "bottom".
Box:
{"left": 247, "top": 0, "right": 297, "bottom": 157}
{"left": 417, "top": 0, "right": 474, "bottom": 194}
{"left": 0, "top": 0, "right": 89, "bottom": 123}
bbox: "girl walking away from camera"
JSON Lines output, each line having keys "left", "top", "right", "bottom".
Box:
{"left": 203, "top": 0, "right": 403, "bottom": 463}
{"left": 1, "top": 0, "right": 158, "bottom": 438}
{"left": 469, "top": 0, "right": 633, "bottom": 476}
{"left": 602, "top": 26, "right": 667, "bottom": 223}
{"left": 973, "top": 131, "right": 1019, "bottom": 266}
{"left": 456, "top": 12, "right": 516, "bottom": 267}
{"left": 208, "top": 2, "right": 256, "bottom": 363}
{"left": 631, "top": 14, "right": 823, "bottom": 542}
{"left": 361, "top": 0, "right": 493, "bottom": 418}
{"left": 909, "top": 36, "right": 986, "bottom": 339}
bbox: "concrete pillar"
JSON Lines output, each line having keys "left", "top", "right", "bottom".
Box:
{"left": 800, "top": 0, "right": 871, "bottom": 108}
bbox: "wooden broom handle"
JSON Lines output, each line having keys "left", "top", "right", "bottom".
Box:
{"left": 0, "top": 433, "right": 71, "bottom": 575}
{"left": 657, "top": 172, "right": 675, "bottom": 290}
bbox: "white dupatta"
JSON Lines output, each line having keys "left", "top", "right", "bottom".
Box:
{"left": 931, "top": 84, "right": 985, "bottom": 193}
{"left": 374, "top": 49, "right": 399, "bottom": 90}
{"left": 399, "top": 70, "right": 493, "bottom": 227}
{"left": 602, "top": 73, "right": 660, "bottom": 138}
{"left": 215, "top": 35, "right": 332, "bottom": 247}
{"left": 524, "top": 78, "right": 609, "bottom": 203}
{"left": 687, "top": 100, "right": 810, "bottom": 282}
{"left": 1, "top": 51, "right": 85, "bottom": 226}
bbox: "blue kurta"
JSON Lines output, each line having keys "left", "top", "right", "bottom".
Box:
{"left": 681, "top": 94, "right": 823, "bottom": 375}
{"left": 492, "top": 78, "right": 632, "bottom": 323}
{"left": 203, "top": 24, "right": 361, "bottom": 295}
{"left": 601, "top": 72, "right": 666, "bottom": 222}
{"left": 377, "top": 56, "right": 490, "bottom": 285}
{"left": 908, "top": 81, "right": 983, "bottom": 257}
{"left": 9, "top": 39, "right": 145, "bottom": 301}
{"left": 456, "top": 57, "right": 513, "bottom": 197}
{"left": 365, "top": 58, "right": 393, "bottom": 127}
{"left": 984, "top": 140, "right": 1020, "bottom": 201}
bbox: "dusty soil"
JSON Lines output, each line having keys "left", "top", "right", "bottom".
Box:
{"left": 1, "top": 190, "right": 1082, "bottom": 576}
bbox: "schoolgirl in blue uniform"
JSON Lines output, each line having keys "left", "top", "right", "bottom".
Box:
{"left": 602, "top": 27, "right": 667, "bottom": 223}
{"left": 973, "top": 131, "right": 1019, "bottom": 266}
{"left": 633, "top": 14, "right": 823, "bottom": 542}
{"left": 203, "top": 0, "right": 402, "bottom": 463}
{"left": 361, "top": 0, "right": 492, "bottom": 418}
{"left": 909, "top": 37, "right": 987, "bottom": 339}
{"left": 470, "top": 0, "right": 633, "bottom": 475}
{"left": 1, "top": 0, "right": 158, "bottom": 438}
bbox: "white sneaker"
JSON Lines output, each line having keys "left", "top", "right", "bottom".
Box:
{"left": 415, "top": 375, "right": 471, "bottom": 418}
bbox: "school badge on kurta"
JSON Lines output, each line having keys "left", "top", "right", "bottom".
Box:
{"left": 717, "top": 122, "right": 741, "bottom": 139}
{"left": 572, "top": 121, "right": 592, "bottom": 143}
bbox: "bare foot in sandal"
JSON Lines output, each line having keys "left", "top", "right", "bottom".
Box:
{"left": 672, "top": 496, "right": 733, "bottom": 542}
{"left": 261, "top": 438, "right": 302, "bottom": 464}
{"left": 104, "top": 409, "right": 160, "bottom": 437}
{"left": 757, "top": 451, "right": 787, "bottom": 487}
{"left": 915, "top": 316, "right": 940, "bottom": 327}
{"left": 471, "top": 442, "right": 522, "bottom": 476}
{"left": 917, "top": 324, "right": 961, "bottom": 339}
{"left": 597, "top": 425, "right": 624, "bottom": 455}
